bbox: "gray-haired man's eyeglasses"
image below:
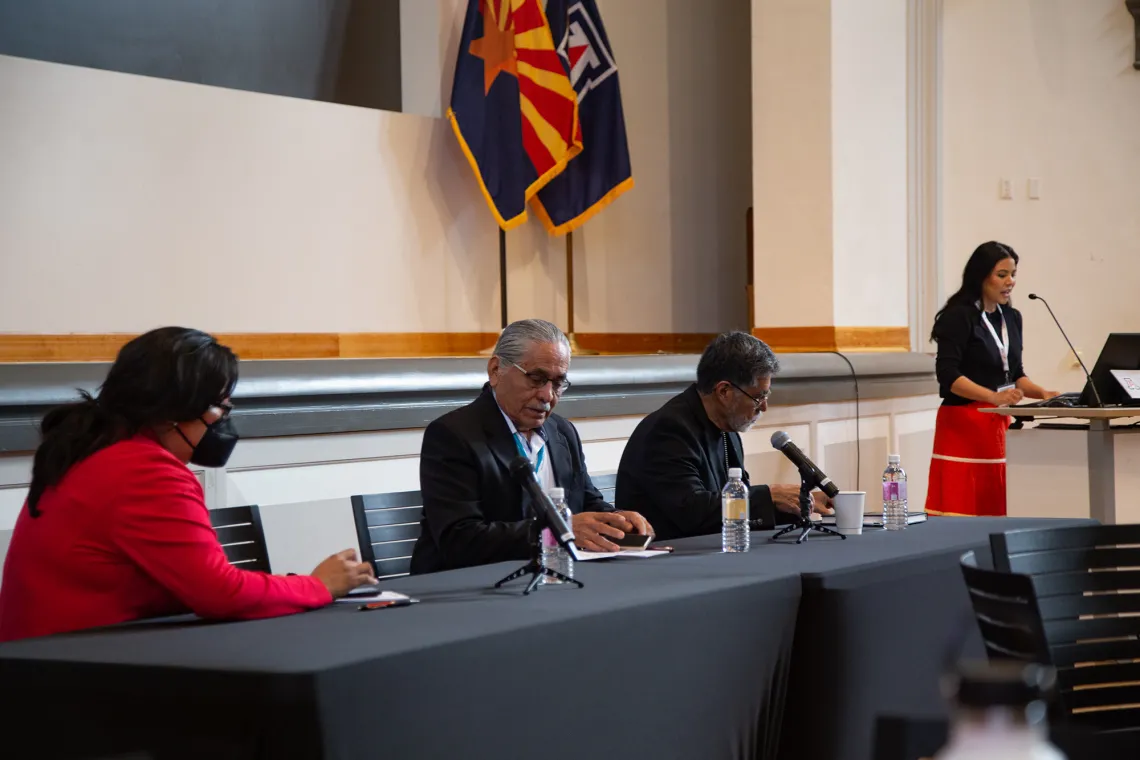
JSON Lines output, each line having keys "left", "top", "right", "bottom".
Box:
{"left": 503, "top": 359, "right": 572, "bottom": 394}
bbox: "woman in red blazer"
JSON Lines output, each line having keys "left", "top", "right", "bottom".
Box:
{"left": 0, "top": 327, "right": 376, "bottom": 642}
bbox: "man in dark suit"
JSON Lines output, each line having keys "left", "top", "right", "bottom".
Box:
{"left": 411, "top": 319, "right": 652, "bottom": 574}
{"left": 615, "top": 332, "right": 832, "bottom": 541}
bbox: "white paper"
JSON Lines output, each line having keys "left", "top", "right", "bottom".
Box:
{"left": 335, "top": 589, "right": 411, "bottom": 604}
{"left": 574, "top": 549, "right": 672, "bottom": 561}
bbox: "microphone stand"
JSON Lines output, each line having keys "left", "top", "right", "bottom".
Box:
{"left": 493, "top": 516, "right": 584, "bottom": 595}
{"left": 770, "top": 470, "right": 846, "bottom": 544}
{"left": 1029, "top": 293, "right": 1104, "bottom": 407}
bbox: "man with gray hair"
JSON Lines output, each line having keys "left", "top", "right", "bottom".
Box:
{"left": 615, "top": 332, "right": 832, "bottom": 541}
{"left": 411, "top": 319, "right": 652, "bottom": 574}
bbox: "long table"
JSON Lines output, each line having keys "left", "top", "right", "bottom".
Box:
{"left": 668, "top": 517, "right": 1088, "bottom": 760}
{"left": 0, "top": 517, "right": 1086, "bottom": 760}
{"left": 0, "top": 554, "right": 803, "bottom": 760}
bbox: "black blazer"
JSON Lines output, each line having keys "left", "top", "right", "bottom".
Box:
{"left": 411, "top": 385, "right": 610, "bottom": 574}
{"left": 615, "top": 384, "right": 778, "bottom": 540}
{"left": 933, "top": 302, "right": 1026, "bottom": 405}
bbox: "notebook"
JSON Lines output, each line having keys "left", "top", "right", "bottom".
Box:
{"left": 817, "top": 512, "right": 928, "bottom": 528}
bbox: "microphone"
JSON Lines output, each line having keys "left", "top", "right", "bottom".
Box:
{"left": 770, "top": 431, "right": 840, "bottom": 499}
{"left": 1027, "top": 293, "right": 1102, "bottom": 407}
{"left": 509, "top": 456, "right": 579, "bottom": 554}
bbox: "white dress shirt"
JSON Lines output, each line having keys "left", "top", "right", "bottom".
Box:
{"left": 495, "top": 395, "right": 557, "bottom": 496}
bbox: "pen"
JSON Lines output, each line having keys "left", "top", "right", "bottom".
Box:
{"left": 358, "top": 599, "right": 417, "bottom": 611}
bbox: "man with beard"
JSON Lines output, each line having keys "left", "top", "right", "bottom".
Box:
{"left": 615, "top": 332, "right": 832, "bottom": 541}
{"left": 411, "top": 319, "right": 652, "bottom": 574}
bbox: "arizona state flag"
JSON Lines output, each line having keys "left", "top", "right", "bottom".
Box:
{"left": 448, "top": 0, "right": 583, "bottom": 230}
{"left": 532, "top": 0, "right": 633, "bottom": 235}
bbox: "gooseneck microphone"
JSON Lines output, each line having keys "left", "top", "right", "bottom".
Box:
{"left": 1027, "top": 293, "right": 1102, "bottom": 407}
{"left": 509, "top": 456, "right": 578, "bottom": 552}
{"left": 770, "top": 431, "right": 839, "bottom": 499}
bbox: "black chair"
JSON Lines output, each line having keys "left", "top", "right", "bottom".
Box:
{"left": 988, "top": 525, "right": 1140, "bottom": 733}
{"left": 959, "top": 549, "right": 1049, "bottom": 664}
{"left": 591, "top": 472, "right": 617, "bottom": 504}
{"left": 350, "top": 491, "right": 423, "bottom": 579}
{"left": 208, "top": 505, "right": 270, "bottom": 573}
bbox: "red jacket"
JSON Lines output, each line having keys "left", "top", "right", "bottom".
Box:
{"left": 0, "top": 434, "right": 330, "bottom": 642}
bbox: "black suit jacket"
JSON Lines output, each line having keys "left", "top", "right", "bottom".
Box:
{"left": 411, "top": 385, "right": 611, "bottom": 574}
{"left": 615, "top": 384, "right": 778, "bottom": 540}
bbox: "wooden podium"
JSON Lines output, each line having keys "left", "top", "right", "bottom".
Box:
{"left": 981, "top": 407, "right": 1140, "bottom": 524}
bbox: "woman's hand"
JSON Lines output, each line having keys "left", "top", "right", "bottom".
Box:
{"left": 311, "top": 549, "right": 377, "bottom": 598}
{"left": 992, "top": 387, "right": 1024, "bottom": 406}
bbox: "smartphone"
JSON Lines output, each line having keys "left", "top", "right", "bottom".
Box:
{"left": 611, "top": 533, "right": 653, "bottom": 550}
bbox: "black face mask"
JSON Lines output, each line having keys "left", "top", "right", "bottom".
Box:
{"left": 175, "top": 416, "right": 239, "bottom": 468}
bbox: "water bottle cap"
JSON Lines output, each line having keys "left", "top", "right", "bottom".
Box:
{"left": 888, "top": 454, "right": 901, "bottom": 464}
{"left": 943, "top": 660, "right": 1055, "bottom": 709}
{"left": 548, "top": 487, "right": 565, "bottom": 499}
{"left": 728, "top": 467, "right": 743, "bottom": 479}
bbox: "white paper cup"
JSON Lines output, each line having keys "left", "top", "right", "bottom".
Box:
{"left": 834, "top": 491, "right": 866, "bottom": 535}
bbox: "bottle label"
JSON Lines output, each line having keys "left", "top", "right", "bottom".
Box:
{"left": 883, "top": 482, "right": 908, "bottom": 503}
{"left": 723, "top": 497, "right": 748, "bottom": 521}
{"left": 541, "top": 527, "right": 557, "bottom": 548}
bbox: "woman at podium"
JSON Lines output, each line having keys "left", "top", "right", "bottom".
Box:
{"left": 926, "top": 242, "right": 1059, "bottom": 516}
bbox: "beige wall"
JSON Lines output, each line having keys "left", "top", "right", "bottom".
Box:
{"left": 750, "top": 0, "right": 909, "bottom": 330}
{"left": 574, "top": 0, "right": 753, "bottom": 333}
{"left": 751, "top": 0, "right": 834, "bottom": 328}
{"left": 942, "top": 0, "right": 1140, "bottom": 392}
{"left": 0, "top": 53, "right": 501, "bottom": 334}
{"left": 830, "top": 0, "right": 908, "bottom": 328}
{"left": 0, "top": 0, "right": 752, "bottom": 337}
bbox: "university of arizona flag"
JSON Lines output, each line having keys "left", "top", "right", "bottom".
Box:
{"left": 532, "top": 0, "right": 633, "bottom": 235}
{"left": 448, "top": 0, "right": 583, "bottom": 230}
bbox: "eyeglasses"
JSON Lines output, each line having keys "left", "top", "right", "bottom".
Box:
{"left": 213, "top": 401, "right": 235, "bottom": 419}
{"left": 503, "top": 359, "right": 572, "bottom": 394}
{"left": 729, "top": 382, "right": 770, "bottom": 412}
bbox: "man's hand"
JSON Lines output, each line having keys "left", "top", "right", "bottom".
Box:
{"left": 811, "top": 491, "right": 835, "bottom": 516}
{"left": 572, "top": 512, "right": 632, "bottom": 552}
{"left": 769, "top": 485, "right": 834, "bottom": 517}
{"left": 616, "top": 510, "right": 654, "bottom": 537}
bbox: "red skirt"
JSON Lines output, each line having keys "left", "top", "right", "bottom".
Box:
{"left": 925, "top": 402, "right": 1010, "bottom": 517}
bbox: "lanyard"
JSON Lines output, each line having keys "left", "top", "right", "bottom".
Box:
{"left": 979, "top": 304, "right": 1010, "bottom": 378}
{"left": 512, "top": 432, "right": 546, "bottom": 475}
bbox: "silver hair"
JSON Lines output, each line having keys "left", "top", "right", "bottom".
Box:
{"left": 493, "top": 319, "right": 570, "bottom": 365}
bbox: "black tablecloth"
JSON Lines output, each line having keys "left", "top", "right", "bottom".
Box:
{"left": 665, "top": 516, "right": 1093, "bottom": 760}
{"left": 0, "top": 516, "right": 1091, "bottom": 760}
{"left": 0, "top": 555, "right": 802, "bottom": 760}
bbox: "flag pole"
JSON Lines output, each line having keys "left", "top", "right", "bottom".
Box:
{"left": 565, "top": 230, "right": 598, "bottom": 355}
{"left": 499, "top": 227, "right": 508, "bottom": 328}
{"left": 479, "top": 228, "right": 508, "bottom": 356}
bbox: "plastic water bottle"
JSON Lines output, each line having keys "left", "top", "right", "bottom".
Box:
{"left": 540, "top": 487, "right": 573, "bottom": 584}
{"left": 882, "top": 454, "right": 908, "bottom": 531}
{"left": 934, "top": 660, "right": 1065, "bottom": 760}
{"left": 722, "top": 468, "right": 750, "bottom": 552}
